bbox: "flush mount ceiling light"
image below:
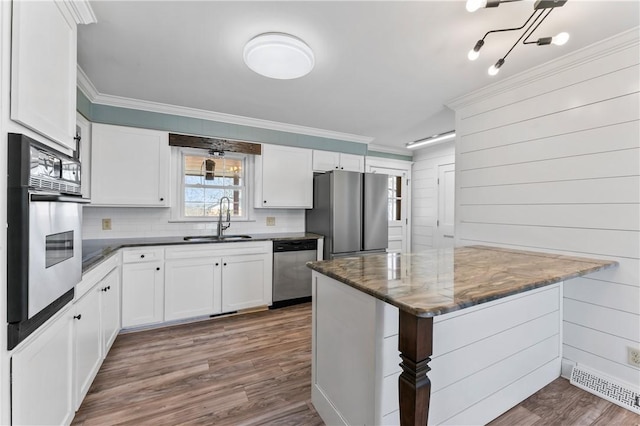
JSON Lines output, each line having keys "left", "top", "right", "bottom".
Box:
{"left": 466, "top": 0, "right": 570, "bottom": 76}
{"left": 406, "top": 131, "right": 456, "bottom": 150}
{"left": 243, "top": 32, "right": 315, "bottom": 80}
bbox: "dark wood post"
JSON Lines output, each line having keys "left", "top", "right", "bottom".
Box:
{"left": 398, "top": 310, "right": 434, "bottom": 426}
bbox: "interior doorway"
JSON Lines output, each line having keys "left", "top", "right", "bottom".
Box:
{"left": 435, "top": 163, "right": 455, "bottom": 248}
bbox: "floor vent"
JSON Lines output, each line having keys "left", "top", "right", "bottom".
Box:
{"left": 570, "top": 364, "right": 640, "bottom": 415}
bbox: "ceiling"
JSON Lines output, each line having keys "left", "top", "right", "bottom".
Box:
{"left": 78, "top": 1, "right": 639, "bottom": 153}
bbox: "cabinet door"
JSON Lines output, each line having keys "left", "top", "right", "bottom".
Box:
{"left": 339, "top": 154, "right": 365, "bottom": 173}
{"left": 164, "top": 258, "right": 220, "bottom": 321}
{"left": 12, "top": 306, "right": 74, "bottom": 426}
{"left": 313, "top": 150, "right": 341, "bottom": 172}
{"left": 260, "top": 144, "right": 313, "bottom": 208}
{"left": 10, "top": 0, "right": 77, "bottom": 150}
{"left": 122, "top": 261, "right": 164, "bottom": 327}
{"left": 74, "top": 287, "right": 102, "bottom": 410}
{"left": 100, "top": 267, "right": 121, "bottom": 353}
{"left": 91, "top": 124, "right": 169, "bottom": 206}
{"left": 222, "top": 254, "right": 270, "bottom": 311}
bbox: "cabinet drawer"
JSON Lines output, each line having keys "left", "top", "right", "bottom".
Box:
{"left": 122, "top": 247, "right": 164, "bottom": 264}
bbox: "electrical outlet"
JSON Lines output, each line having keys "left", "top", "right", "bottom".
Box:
{"left": 266, "top": 216, "right": 276, "bottom": 226}
{"left": 628, "top": 346, "right": 640, "bottom": 367}
{"left": 102, "top": 218, "right": 112, "bottom": 231}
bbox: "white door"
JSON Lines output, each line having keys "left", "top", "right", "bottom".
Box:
{"left": 436, "top": 163, "right": 455, "bottom": 248}
{"left": 368, "top": 166, "right": 408, "bottom": 253}
{"left": 164, "top": 257, "right": 218, "bottom": 321}
{"left": 221, "top": 254, "right": 268, "bottom": 311}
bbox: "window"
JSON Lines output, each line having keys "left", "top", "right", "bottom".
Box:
{"left": 388, "top": 175, "right": 403, "bottom": 222}
{"left": 176, "top": 149, "right": 248, "bottom": 220}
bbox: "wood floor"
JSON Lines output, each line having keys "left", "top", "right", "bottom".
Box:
{"left": 73, "top": 303, "right": 639, "bottom": 426}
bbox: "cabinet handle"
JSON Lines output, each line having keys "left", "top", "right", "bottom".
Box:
{"left": 215, "top": 263, "right": 219, "bottom": 266}
{"left": 335, "top": 166, "right": 339, "bottom": 169}
{"left": 101, "top": 287, "right": 108, "bottom": 292}
{"left": 156, "top": 267, "right": 161, "bottom": 271}
{"left": 140, "top": 254, "right": 145, "bottom": 258}
{"left": 160, "top": 197, "right": 164, "bottom": 201}
{"left": 263, "top": 200, "right": 267, "bottom": 204}
{"left": 223, "top": 263, "right": 227, "bottom": 266}
{"left": 341, "top": 167, "right": 344, "bottom": 169}
{"left": 74, "top": 314, "right": 82, "bottom": 320}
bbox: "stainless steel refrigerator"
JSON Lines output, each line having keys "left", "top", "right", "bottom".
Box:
{"left": 306, "top": 170, "right": 388, "bottom": 259}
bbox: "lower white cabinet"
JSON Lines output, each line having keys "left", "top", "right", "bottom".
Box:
{"left": 100, "top": 268, "right": 121, "bottom": 354}
{"left": 164, "top": 257, "right": 220, "bottom": 321}
{"left": 221, "top": 253, "right": 270, "bottom": 311}
{"left": 122, "top": 248, "right": 165, "bottom": 328}
{"left": 11, "top": 304, "right": 75, "bottom": 426}
{"left": 163, "top": 242, "right": 273, "bottom": 322}
{"left": 73, "top": 286, "right": 102, "bottom": 411}
{"left": 73, "top": 256, "right": 121, "bottom": 410}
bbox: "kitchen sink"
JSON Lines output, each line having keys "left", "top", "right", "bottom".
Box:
{"left": 183, "top": 235, "right": 252, "bottom": 242}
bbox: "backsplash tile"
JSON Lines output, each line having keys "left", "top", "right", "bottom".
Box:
{"left": 82, "top": 207, "right": 305, "bottom": 239}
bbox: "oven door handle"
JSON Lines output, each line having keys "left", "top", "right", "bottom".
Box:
{"left": 30, "top": 194, "right": 91, "bottom": 204}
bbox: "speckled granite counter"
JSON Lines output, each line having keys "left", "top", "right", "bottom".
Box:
{"left": 306, "top": 245, "right": 617, "bottom": 318}
{"left": 83, "top": 232, "right": 322, "bottom": 273}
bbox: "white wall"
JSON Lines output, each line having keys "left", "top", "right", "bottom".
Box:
{"left": 450, "top": 29, "right": 639, "bottom": 388}
{"left": 411, "top": 140, "right": 455, "bottom": 252}
{"left": 82, "top": 207, "right": 305, "bottom": 239}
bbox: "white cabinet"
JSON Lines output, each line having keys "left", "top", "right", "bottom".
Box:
{"left": 91, "top": 124, "right": 170, "bottom": 206}
{"left": 164, "top": 242, "right": 272, "bottom": 321}
{"left": 255, "top": 144, "right": 313, "bottom": 208}
{"left": 73, "top": 255, "right": 121, "bottom": 410}
{"left": 221, "top": 253, "right": 271, "bottom": 311}
{"left": 100, "top": 268, "right": 121, "bottom": 353}
{"left": 11, "top": 304, "right": 74, "bottom": 426}
{"left": 122, "top": 248, "right": 165, "bottom": 328}
{"left": 313, "top": 150, "right": 365, "bottom": 173}
{"left": 73, "top": 286, "right": 102, "bottom": 411}
{"left": 164, "top": 257, "right": 220, "bottom": 321}
{"left": 10, "top": 0, "right": 78, "bottom": 150}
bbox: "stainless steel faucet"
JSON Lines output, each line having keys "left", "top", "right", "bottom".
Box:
{"left": 217, "top": 196, "right": 231, "bottom": 237}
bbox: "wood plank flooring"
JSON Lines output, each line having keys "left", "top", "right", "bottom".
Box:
{"left": 73, "top": 303, "right": 639, "bottom": 425}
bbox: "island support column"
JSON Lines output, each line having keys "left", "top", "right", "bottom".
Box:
{"left": 398, "top": 311, "right": 434, "bottom": 426}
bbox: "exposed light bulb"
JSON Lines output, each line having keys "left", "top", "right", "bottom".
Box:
{"left": 466, "top": 0, "right": 487, "bottom": 13}
{"left": 488, "top": 58, "right": 504, "bottom": 76}
{"left": 468, "top": 49, "right": 480, "bottom": 61}
{"left": 551, "top": 32, "right": 570, "bottom": 46}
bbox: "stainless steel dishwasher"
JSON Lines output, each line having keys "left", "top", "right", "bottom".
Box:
{"left": 272, "top": 239, "right": 318, "bottom": 308}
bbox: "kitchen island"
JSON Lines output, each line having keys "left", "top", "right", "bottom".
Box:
{"left": 306, "top": 245, "right": 617, "bottom": 426}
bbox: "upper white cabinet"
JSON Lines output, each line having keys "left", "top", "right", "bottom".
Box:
{"left": 255, "top": 144, "right": 313, "bottom": 208}
{"left": 91, "top": 124, "right": 170, "bottom": 206}
{"left": 313, "top": 150, "right": 365, "bottom": 173}
{"left": 11, "top": 0, "right": 78, "bottom": 151}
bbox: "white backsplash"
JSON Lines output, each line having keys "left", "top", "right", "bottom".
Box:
{"left": 82, "top": 206, "right": 306, "bottom": 239}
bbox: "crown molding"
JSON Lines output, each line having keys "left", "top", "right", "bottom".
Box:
{"left": 367, "top": 143, "right": 413, "bottom": 156}
{"left": 76, "top": 70, "right": 373, "bottom": 145}
{"left": 447, "top": 27, "right": 640, "bottom": 111}
{"left": 65, "top": 0, "right": 97, "bottom": 25}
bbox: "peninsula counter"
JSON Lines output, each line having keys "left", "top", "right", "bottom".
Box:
{"left": 306, "top": 245, "right": 617, "bottom": 425}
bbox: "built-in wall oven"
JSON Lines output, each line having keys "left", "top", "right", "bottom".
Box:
{"left": 7, "top": 133, "right": 89, "bottom": 349}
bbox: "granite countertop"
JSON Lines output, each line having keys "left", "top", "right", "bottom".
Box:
{"left": 82, "top": 232, "right": 323, "bottom": 272}
{"left": 306, "top": 245, "right": 617, "bottom": 318}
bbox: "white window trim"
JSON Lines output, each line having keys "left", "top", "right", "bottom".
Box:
{"left": 169, "top": 147, "right": 255, "bottom": 222}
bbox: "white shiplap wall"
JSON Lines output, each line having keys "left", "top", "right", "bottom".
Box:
{"left": 411, "top": 141, "right": 455, "bottom": 252}
{"left": 450, "top": 29, "right": 640, "bottom": 388}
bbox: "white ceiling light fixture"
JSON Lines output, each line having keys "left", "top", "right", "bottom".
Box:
{"left": 406, "top": 131, "right": 456, "bottom": 150}
{"left": 243, "top": 32, "right": 315, "bottom": 80}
